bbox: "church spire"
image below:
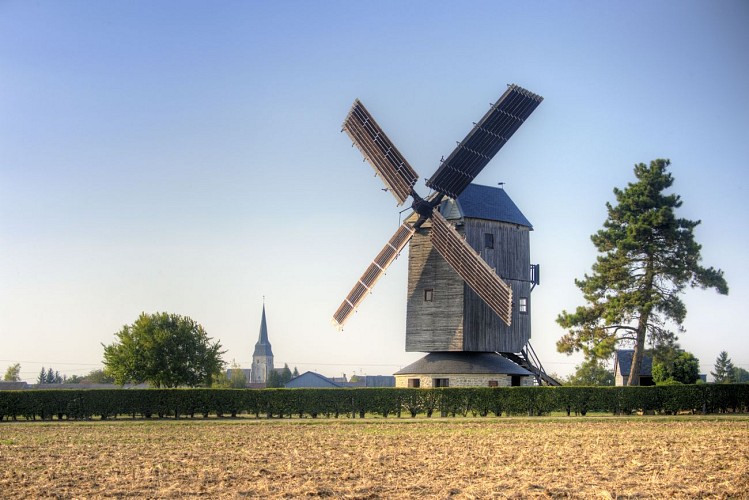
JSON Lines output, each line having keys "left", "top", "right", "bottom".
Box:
{"left": 253, "top": 303, "right": 273, "bottom": 358}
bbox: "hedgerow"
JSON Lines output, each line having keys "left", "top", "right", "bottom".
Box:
{"left": 0, "top": 385, "right": 746, "bottom": 421}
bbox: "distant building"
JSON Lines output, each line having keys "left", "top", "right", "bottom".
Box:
{"left": 0, "top": 381, "right": 29, "bottom": 390}
{"left": 614, "top": 349, "right": 654, "bottom": 386}
{"left": 285, "top": 372, "right": 395, "bottom": 388}
{"left": 251, "top": 303, "right": 274, "bottom": 384}
{"left": 345, "top": 375, "right": 396, "bottom": 388}
{"left": 285, "top": 371, "right": 341, "bottom": 388}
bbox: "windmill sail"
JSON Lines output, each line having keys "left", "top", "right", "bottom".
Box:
{"left": 426, "top": 84, "right": 543, "bottom": 199}
{"left": 332, "top": 222, "right": 415, "bottom": 329}
{"left": 334, "top": 84, "right": 543, "bottom": 333}
{"left": 429, "top": 211, "right": 513, "bottom": 326}
{"left": 342, "top": 99, "right": 419, "bottom": 205}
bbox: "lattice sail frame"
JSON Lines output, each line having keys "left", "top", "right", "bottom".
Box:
{"left": 429, "top": 211, "right": 513, "bottom": 326}
{"left": 332, "top": 222, "right": 415, "bottom": 329}
{"left": 427, "top": 85, "right": 543, "bottom": 199}
{"left": 342, "top": 99, "right": 419, "bottom": 206}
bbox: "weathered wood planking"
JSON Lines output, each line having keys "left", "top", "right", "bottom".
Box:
{"left": 463, "top": 220, "right": 531, "bottom": 352}
{"left": 406, "top": 230, "right": 464, "bottom": 351}
{"left": 406, "top": 218, "right": 531, "bottom": 353}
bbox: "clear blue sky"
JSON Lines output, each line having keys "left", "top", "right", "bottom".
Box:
{"left": 2, "top": 1, "right": 747, "bottom": 382}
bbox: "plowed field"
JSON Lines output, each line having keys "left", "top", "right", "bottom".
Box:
{"left": 1, "top": 417, "right": 747, "bottom": 498}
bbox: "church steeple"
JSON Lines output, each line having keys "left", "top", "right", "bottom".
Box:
{"left": 251, "top": 302, "right": 274, "bottom": 384}
{"left": 253, "top": 303, "right": 273, "bottom": 358}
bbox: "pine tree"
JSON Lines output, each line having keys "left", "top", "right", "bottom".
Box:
{"left": 37, "top": 367, "right": 46, "bottom": 384}
{"left": 266, "top": 369, "right": 282, "bottom": 388}
{"left": 557, "top": 160, "right": 728, "bottom": 385}
{"left": 711, "top": 351, "right": 736, "bottom": 383}
{"left": 280, "top": 364, "right": 292, "bottom": 385}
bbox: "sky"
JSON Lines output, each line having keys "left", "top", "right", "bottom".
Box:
{"left": 1, "top": 1, "right": 748, "bottom": 383}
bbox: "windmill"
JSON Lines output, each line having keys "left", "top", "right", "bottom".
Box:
{"left": 333, "top": 84, "right": 556, "bottom": 385}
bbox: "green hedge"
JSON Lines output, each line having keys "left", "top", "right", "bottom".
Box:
{"left": 1, "top": 385, "right": 747, "bottom": 421}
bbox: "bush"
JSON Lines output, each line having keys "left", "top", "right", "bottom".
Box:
{"left": 1, "top": 385, "right": 747, "bottom": 421}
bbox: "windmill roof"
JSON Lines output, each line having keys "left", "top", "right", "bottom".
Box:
{"left": 449, "top": 184, "right": 532, "bottom": 228}
{"left": 614, "top": 349, "right": 653, "bottom": 377}
{"left": 394, "top": 352, "right": 532, "bottom": 376}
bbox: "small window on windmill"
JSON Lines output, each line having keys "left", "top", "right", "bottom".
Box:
{"left": 424, "top": 289, "right": 434, "bottom": 302}
{"left": 408, "top": 378, "right": 420, "bottom": 388}
{"left": 433, "top": 378, "right": 449, "bottom": 388}
{"left": 519, "top": 297, "right": 528, "bottom": 314}
{"left": 484, "top": 233, "right": 494, "bottom": 249}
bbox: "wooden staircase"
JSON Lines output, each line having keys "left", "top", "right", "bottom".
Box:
{"left": 500, "top": 342, "right": 561, "bottom": 386}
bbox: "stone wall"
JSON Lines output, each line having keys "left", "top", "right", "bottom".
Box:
{"left": 395, "top": 373, "right": 533, "bottom": 388}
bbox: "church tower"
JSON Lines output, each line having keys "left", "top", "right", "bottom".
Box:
{"left": 251, "top": 303, "right": 274, "bottom": 384}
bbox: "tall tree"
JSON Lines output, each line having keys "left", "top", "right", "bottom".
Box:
{"left": 228, "top": 360, "right": 247, "bottom": 388}
{"left": 3, "top": 363, "right": 21, "bottom": 382}
{"left": 37, "top": 367, "right": 46, "bottom": 384}
{"left": 565, "top": 358, "right": 614, "bottom": 386}
{"left": 266, "top": 369, "right": 282, "bottom": 388}
{"left": 711, "top": 351, "right": 736, "bottom": 383}
{"left": 732, "top": 366, "right": 749, "bottom": 383}
{"left": 81, "top": 369, "right": 115, "bottom": 384}
{"left": 102, "top": 312, "right": 225, "bottom": 388}
{"left": 280, "top": 364, "right": 292, "bottom": 385}
{"left": 45, "top": 368, "right": 63, "bottom": 384}
{"left": 652, "top": 351, "right": 700, "bottom": 384}
{"left": 557, "top": 159, "right": 728, "bottom": 385}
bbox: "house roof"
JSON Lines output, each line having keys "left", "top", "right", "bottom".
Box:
{"left": 394, "top": 352, "right": 532, "bottom": 376}
{"left": 446, "top": 184, "right": 532, "bottom": 228}
{"left": 0, "top": 381, "right": 29, "bottom": 390}
{"left": 285, "top": 371, "right": 341, "bottom": 388}
{"left": 614, "top": 349, "right": 653, "bottom": 377}
{"left": 253, "top": 304, "right": 273, "bottom": 358}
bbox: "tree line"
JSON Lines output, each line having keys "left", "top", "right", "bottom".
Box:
{"left": 558, "top": 349, "right": 747, "bottom": 386}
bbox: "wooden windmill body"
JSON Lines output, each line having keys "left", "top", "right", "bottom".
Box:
{"left": 406, "top": 184, "right": 535, "bottom": 354}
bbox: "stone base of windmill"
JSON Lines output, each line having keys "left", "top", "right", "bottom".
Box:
{"left": 393, "top": 352, "right": 534, "bottom": 388}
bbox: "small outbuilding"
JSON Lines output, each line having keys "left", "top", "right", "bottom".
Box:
{"left": 613, "top": 349, "right": 654, "bottom": 386}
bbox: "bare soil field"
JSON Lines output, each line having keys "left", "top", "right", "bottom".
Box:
{"left": 1, "top": 416, "right": 747, "bottom": 498}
